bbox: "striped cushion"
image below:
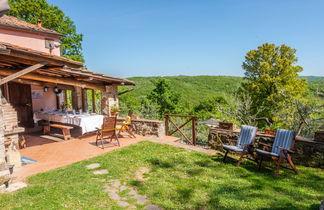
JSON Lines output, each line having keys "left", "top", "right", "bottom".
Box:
{"left": 256, "top": 149, "right": 279, "bottom": 157}
{"left": 223, "top": 145, "right": 243, "bottom": 152}
{"left": 237, "top": 125, "right": 257, "bottom": 149}
{"left": 272, "top": 129, "right": 295, "bottom": 156}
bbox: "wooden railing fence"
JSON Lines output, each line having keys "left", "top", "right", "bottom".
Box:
{"left": 164, "top": 114, "right": 197, "bottom": 145}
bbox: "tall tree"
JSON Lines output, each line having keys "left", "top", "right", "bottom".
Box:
{"left": 148, "top": 78, "right": 180, "bottom": 118}
{"left": 8, "top": 0, "right": 84, "bottom": 62}
{"left": 242, "top": 43, "right": 307, "bottom": 123}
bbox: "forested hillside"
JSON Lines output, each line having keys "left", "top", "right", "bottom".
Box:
{"left": 120, "top": 76, "right": 243, "bottom": 107}
{"left": 120, "top": 75, "right": 324, "bottom": 113}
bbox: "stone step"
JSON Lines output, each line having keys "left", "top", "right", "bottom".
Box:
{"left": 0, "top": 169, "right": 10, "bottom": 185}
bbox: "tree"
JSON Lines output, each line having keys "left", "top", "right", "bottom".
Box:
{"left": 242, "top": 43, "right": 307, "bottom": 123}
{"left": 148, "top": 78, "right": 180, "bottom": 118}
{"left": 8, "top": 0, "right": 84, "bottom": 61}
{"left": 193, "top": 96, "right": 228, "bottom": 120}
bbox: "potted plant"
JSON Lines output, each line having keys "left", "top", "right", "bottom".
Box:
{"left": 110, "top": 105, "right": 120, "bottom": 117}
{"left": 264, "top": 128, "right": 276, "bottom": 136}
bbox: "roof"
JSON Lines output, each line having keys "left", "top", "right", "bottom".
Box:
{"left": 0, "top": 42, "right": 135, "bottom": 88}
{"left": 0, "top": 42, "right": 83, "bottom": 68}
{"left": 0, "top": 15, "right": 62, "bottom": 36}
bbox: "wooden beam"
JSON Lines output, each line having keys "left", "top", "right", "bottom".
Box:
{"left": 0, "top": 69, "right": 106, "bottom": 91}
{"left": 0, "top": 62, "right": 47, "bottom": 85}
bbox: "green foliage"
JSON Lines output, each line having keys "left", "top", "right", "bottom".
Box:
{"left": 119, "top": 75, "right": 323, "bottom": 131}
{"left": 193, "top": 96, "right": 228, "bottom": 119}
{"left": 119, "top": 76, "right": 243, "bottom": 119}
{"left": 147, "top": 78, "right": 181, "bottom": 118}
{"left": 8, "top": 0, "right": 84, "bottom": 62}
{"left": 242, "top": 43, "right": 308, "bottom": 123}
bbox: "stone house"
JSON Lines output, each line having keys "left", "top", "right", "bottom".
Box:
{"left": 0, "top": 15, "right": 134, "bottom": 185}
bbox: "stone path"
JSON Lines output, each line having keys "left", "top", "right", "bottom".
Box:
{"left": 86, "top": 163, "right": 162, "bottom": 209}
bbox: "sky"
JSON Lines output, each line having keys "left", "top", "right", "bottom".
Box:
{"left": 47, "top": 0, "right": 324, "bottom": 78}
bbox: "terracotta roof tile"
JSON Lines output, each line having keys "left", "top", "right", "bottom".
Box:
{"left": 0, "top": 15, "right": 61, "bottom": 36}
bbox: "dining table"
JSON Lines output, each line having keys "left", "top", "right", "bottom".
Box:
{"left": 34, "top": 110, "right": 104, "bottom": 134}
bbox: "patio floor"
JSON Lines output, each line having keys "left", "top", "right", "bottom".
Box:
{"left": 13, "top": 132, "right": 146, "bottom": 182}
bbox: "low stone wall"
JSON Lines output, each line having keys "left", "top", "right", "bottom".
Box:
{"left": 117, "top": 118, "right": 165, "bottom": 137}
{"left": 208, "top": 128, "right": 324, "bottom": 168}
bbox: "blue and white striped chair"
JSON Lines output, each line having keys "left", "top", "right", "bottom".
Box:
{"left": 223, "top": 125, "right": 257, "bottom": 166}
{"left": 256, "top": 129, "right": 298, "bottom": 175}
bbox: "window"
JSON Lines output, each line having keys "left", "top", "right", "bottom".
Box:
{"left": 45, "top": 39, "right": 55, "bottom": 49}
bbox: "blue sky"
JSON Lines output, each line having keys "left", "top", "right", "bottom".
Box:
{"left": 48, "top": 0, "right": 324, "bottom": 78}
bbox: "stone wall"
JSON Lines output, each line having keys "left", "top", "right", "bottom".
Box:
{"left": 117, "top": 118, "right": 165, "bottom": 137}
{"left": 0, "top": 101, "right": 22, "bottom": 190}
{"left": 208, "top": 128, "right": 324, "bottom": 169}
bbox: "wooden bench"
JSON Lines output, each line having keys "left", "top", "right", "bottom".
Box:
{"left": 43, "top": 124, "right": 74, "bottom": 140}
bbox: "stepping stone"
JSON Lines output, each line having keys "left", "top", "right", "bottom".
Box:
{"left": 5, "top": 182, "right": 27, "bottom": 193}
{"left": 108, "top": 192, "right": 120, "bottom": 201}
{"left": 86, "top": 163, "right": 101, "bottom": 169}
{"left": 92, "top": 178, "right": 106, "bottom": 182}
{"left": 117, "top": 201, "right": 129, "bottom": 207}
{"left": 128, "top": 189, "right": 138, "bottom": 195}
{"left": 120, "top": 185, "right": 127, "bottom": 191}
{"left": 144, "top": 204, "right": 162, "bottom": 210}
{"left": 133, "top": 195, "right": 149, "bottom": 204}
{"left": 103, "top": 185, "right": 117, "bottom": 193}
{"left": 92, "top": 169, "right": 109, "bottom": 175}
{"left": 111, "top": 179, "right": 121, "bottom": 188}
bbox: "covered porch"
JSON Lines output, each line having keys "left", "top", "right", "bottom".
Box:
{"left": 0, "top": 42, "right": 135, "bottom": 174}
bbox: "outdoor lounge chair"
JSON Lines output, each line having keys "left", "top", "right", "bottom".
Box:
{"left": 223, "top": 125, "right": 257, "bottom": 166}
{"left": 256, "top": 129, "right": 298, "bottom": 176}
{"left": 96, "top": 116, "right": 120, "bottom": 149}
{"left": 116, "top": 116, "right": 136, "bottom": 138}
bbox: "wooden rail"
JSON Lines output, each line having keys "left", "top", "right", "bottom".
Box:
{"left": 164, "top": 114, "right": 197, "bottom": 145}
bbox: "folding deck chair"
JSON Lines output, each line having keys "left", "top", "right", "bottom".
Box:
{"left": 256, "top": 129, "right": 298, "bottom": 176}
{"left": 116, "top": 116, "right": 136, "bottom": 138}
{"left": 223, "top": 125, "right": 258, "bottom": 166}
{"left": 96, "top": 116, "right": 120, "bottom": 149}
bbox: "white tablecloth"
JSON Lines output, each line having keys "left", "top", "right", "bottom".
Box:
{"left": 34, "top": 111, "right": 104, "bottom": 134}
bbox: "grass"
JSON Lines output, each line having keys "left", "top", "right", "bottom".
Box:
{"left": 0, "top": 141, "right": 323, "bottom": 209}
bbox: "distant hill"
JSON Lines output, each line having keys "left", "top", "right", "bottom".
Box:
{"left": 121, "top": 76, "right": 244, "bottom": 106}
{"left": 119, "top": 75, "right": 324, "bottom": 110}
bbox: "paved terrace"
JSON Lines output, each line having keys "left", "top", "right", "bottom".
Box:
{"left": 13, "top": 134, "right": 146, "bottom": 182}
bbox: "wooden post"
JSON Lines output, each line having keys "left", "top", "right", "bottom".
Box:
{"left": 165, "top": 114, "right": 169, "bottom": 136}
{"left": 92, "top": 89, "right": 96, "bottom": 113}
{"left": 81, "top": 88, "right": 88, "bottom": 112}
{"left": 192, "top": 117, "right": 197, "bottom": 146}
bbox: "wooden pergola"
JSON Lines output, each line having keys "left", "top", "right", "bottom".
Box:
{"left": 0, "top": 42, "right": 135, "bottom": 115}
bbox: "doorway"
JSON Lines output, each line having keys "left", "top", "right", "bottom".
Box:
{"left": 8, "top": 82, "right": 34, "bottom": 128}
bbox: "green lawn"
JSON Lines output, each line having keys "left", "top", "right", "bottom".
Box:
{"left": 0, "top": 141, "right": 323, "bottom": 209}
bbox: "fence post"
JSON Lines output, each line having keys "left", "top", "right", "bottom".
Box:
{"left": 165, "top": 114, "right": 169, "bottom": 136}
{"left": 192, "top": 117, "right": 196, "bottom": 145}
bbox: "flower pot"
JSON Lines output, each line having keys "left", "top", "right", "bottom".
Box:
{"left": 110, "top": 111, "right": 118, "bottom": 117}
{"left": 219, "top": 122, "right": 236, "bottom": 131}
{"left": 264, "top": 128, "right": 276, "bottom": 136}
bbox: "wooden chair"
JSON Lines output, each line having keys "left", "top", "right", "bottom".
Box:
{"left": 256, "top": 129, "right": 298, "bottom": 176}
{"left": 223, "top": 125, "right": 258, "bottom": 166}
{"left": 96, "top": 116, "right": 120, "bottom": 149}
{"left": 116, "top": 116, "right": 136, "bottom": 138}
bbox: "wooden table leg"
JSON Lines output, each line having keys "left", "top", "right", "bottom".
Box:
{"left": 43, "top": 125, "right": 50, "bottom": 135}
{"left": 62, "top": 128, "right": 71, "bottom": 140}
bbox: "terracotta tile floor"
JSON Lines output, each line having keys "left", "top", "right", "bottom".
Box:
{"left": 13, "top": 133, "right": 146, "bottom": 182}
